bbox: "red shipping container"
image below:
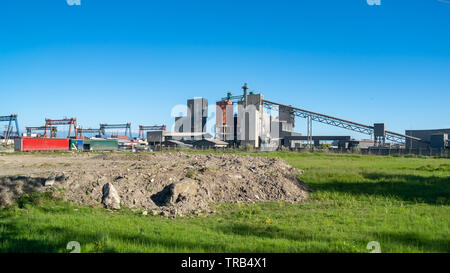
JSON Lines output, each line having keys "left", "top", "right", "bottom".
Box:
{"left": 16, "top": 138, "right": 69, "bottom": 151}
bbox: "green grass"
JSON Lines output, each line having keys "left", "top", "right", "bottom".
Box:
{"left": 0, "top": 152, "right": 449, "bottom": 253}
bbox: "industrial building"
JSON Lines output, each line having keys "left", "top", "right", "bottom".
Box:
{"left": 174, "top": 97, "right": 208, "bottom": 141}
{"left": 405, "top": 129, "right": 450, "bottom": 149}
{"left": 212, "top": 84, "right": 441, "bottom": 152}
{"left": 284, "top": 136, "right": 352, "bottom": 148}
{"left": 14, "top": 138, "right": 118, "bottom": 152}
{"left": 165, "top": 139, "right": 191, "bottom": 148}
{"left": 215, "top": 94, "right": 235, "bottom": 143}
{"left": 81, "top": 139, "right": 118, "bottom": 151}
{"left": 236, "top": 92, "right": 265, "bottom": 148}
{"left": 193, "top": 138, "right": 228, "bottom": 149}
{"left": 147, "top": 131, "right": 212, "bottom": 145}
{"left": 214, "top": 85, "right": 301, "bottom": 150}
{"left": 4, "top": 83, "right": 448, "bottom": 155}
{"left": 14, "top": 138, "right": 69, "bottom": 152}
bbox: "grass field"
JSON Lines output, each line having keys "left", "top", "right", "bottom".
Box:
{"left": 0, "top": 151, "right": 449, "bottom": 253}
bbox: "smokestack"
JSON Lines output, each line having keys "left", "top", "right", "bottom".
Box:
{"left": 242, "top": 83, "right": 248, "bottom": 108}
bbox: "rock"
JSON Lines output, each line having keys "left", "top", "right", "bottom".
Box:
{"left": 44, "top": 177, "right": 55, "bottom": 187}
{"left": 160, "top": 210, "right": 169, "bottom": 217}
{"left": 101, "top": 183, "right": 121, "bottom": 210}
{"left": 150, "top": 210, "right": 159, "bottom": 215}
{"left": 142, "top": 210, "right": 148, "bottom": 216}
{"left": 169, "top": 178, "right": 198, "bottom": 204}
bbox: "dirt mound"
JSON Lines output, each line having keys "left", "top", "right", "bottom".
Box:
{"left": 0, "top": 175, "right": 65, "bottom": 207}
{"left": 0, "top": 152, "right": 310, "bottom": 216}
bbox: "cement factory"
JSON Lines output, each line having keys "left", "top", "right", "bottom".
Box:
{"left": 1, "top": 84, "right": 449, "bottom": 155}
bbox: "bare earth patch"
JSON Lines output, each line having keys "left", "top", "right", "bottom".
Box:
{"left": 0, "top": 152, "right": 310, "bottom": 216}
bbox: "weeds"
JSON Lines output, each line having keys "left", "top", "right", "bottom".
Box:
{"left": 185, "top": 169, "right": 198, "bottom": 179}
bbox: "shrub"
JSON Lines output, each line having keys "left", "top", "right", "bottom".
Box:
{"left": 239, "top": 144, "right": 254, "bottom": 152}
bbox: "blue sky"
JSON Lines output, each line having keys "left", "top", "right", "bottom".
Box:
{"left": 1, "top": 0, "right": 449, "bottom": 138}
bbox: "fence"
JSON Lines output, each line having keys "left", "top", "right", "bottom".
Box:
{"left": 154, "top": 145, "right": 450, "bottom": 158}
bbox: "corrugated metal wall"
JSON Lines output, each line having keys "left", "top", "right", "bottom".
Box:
{"left": 82, "top": 139, "right": 118, "bottom": 151}
{"left": 17, "top": 138, "right": 69, "bottom": 151}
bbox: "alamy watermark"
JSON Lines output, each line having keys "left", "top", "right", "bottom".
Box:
{"left": 66, "top": 241, "right": 81, "bottom": 253}
{"left": 169, "top": 102, "right": 281, "bottom": 143}
{"left": 367, "top": 241, "right": 382, "bottom": 253}
{"left": 66, "top": 0, "right": 81, "bottom": 6}
{"left": 366, "top": 0, "right": 381, "bottom": 5}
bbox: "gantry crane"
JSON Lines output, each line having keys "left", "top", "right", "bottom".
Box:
{"left": 99, "top": 123, "right": 132, "bottom": 138}
{"left": 26, "top": 126, "right": 57, "bottom": 137}
{"left": 44, "top": 118, "right": 78, "bottom": 138}
{"left": 77, "top": 127, "right": 102, "bottom": 138}
{"left": 138, "top": 125, "right": 166, "bottom": 139}
{"left": 0, "top": 114, "right": 20, "bottom": 140}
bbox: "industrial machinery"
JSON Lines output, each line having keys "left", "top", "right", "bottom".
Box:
{"left": 100, "top": 123, "right": 132, "bottom": 138}
{"left": 77, "top": 127, "right": 102, "bottom": 138}
{"left": 26, "top": 126, "right": 57, "bottom": 137}
{"left": 262, "top": 100, "right": 426, "bottom": 146}
{"left": 221, "top": 84, "right": 428, "bottom": 147}
{"left": 0, "top": 114, "right": 20, "bottom": 140}
{"left": 216, "top": 93, "right": 233, "bottom": 141}
{"left": 135, "top": 139, "right": 149, "bottom": 151}
{"left": 138, "top": 125, "right": 166, "bottom": 139}
{"left": 44, "top": 118, "right": 78, "bottom": 138}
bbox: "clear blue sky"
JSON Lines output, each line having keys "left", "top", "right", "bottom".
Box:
{"left": 1, "top": 0, "right": 449, "bottom": 138}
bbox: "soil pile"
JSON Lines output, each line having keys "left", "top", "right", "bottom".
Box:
{"left": 0, "top": 152, "right": 310, "bottom": 216}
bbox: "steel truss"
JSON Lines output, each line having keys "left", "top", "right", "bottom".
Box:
{"left": 77, "top": 128, "right": 102, "bottom": 137}
{"left": 100, "top": 123, "right": 132, "bottom": 138}
{"left": 262, "top": 100, "right": 424, "bottom": 145}
{"left": 26, "top": 126, "right": 56, "bottom": 136}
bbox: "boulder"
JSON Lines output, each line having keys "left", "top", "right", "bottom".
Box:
{"left": 101, "top": 183, "right": 120, "bottom": 210}
{"left": 169, "top": 178, "right": 198, "bottom": 203}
